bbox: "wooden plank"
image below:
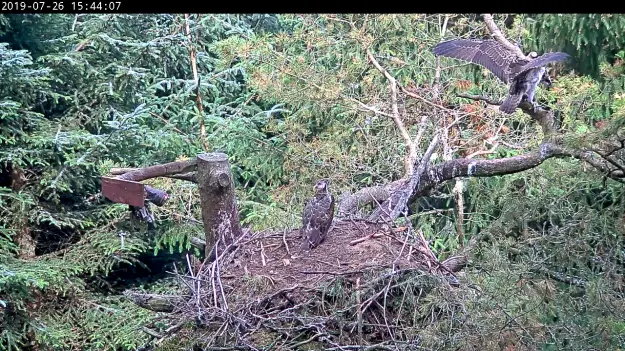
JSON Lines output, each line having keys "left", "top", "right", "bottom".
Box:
{"left": 101, "top": 176, "right": 145, "bottom": 207}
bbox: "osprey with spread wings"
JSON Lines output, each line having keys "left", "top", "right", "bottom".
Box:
{"left": 433, "top": 39, "right": 570, "bottom": 114}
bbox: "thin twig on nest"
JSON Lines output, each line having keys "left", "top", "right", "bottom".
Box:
{"left": 349, "top": 233, "right": 385, "bottom": 245}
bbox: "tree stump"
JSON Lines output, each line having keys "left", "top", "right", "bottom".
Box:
{"left": 196, "top": 152, "right": 244, "bottom": 260}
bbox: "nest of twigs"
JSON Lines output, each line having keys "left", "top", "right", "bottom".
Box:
{"left": 151, "top": 219, "right": 469, "bottom": 349}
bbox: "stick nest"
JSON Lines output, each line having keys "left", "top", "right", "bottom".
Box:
{"left": 139, "top": 220, "right": 469, "bottom": 349}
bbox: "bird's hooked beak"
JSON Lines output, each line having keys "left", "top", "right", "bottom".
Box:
{"left": 314, "top": 179, "right": 329, "bottom": 192}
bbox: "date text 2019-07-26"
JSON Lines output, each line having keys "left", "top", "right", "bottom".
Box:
{"left": 1, "top": 1, "right": 122, "bottom": 11}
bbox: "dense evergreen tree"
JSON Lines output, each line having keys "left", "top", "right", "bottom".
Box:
{"left": 1, "top": 13, "right": 624, "bottom": 350}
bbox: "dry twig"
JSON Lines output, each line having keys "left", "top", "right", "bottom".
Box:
{"left": 366, "top": 49, "right": 417, "bottom": 176}
{"left": 482, "top": 14, "right": 527, "bottom": 60}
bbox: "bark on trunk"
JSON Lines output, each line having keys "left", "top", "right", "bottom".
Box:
{"left": 15, "top": 225, "right": 36, "bottom": 259}
{"left": 116, "top": 158, "right": 197, "bottom": 182}
{"left": 196, "top": 152, "right": 244, "bottom": 261}
{"left": 10, "top": 165, "right": 36, "bottom": 258}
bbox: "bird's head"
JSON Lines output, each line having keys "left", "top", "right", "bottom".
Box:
{"left": 314, "top": 179, "right": 330, "bottom": 193}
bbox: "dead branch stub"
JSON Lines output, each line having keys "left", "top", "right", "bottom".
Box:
{"left": 102, "top": 152, "right": 245, "bottom": 259}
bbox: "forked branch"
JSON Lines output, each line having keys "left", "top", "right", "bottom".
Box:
{"left": 339, "top": 13, "right": 625, "bottom": 221}
{"left": 366, "top": 49, "right": 418, "bottom": 176}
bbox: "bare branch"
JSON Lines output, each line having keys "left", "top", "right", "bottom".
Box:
{"left": 415, "top": 135, "right": 442, "bottom": 180}
{"left": 595, "top": 138, "right": 625, "bottom": 158}
{"left": 466, "top": 144, "right": 499, "bottom": 159}
{"left": 184, "top": 14, "right": 209, "bottom": 152}
{"left": 337, "top": 180, "right": 404, "bottom": 217}
{"left": 594, "top": 151, "right": 625, "bottom": 175}
{"left": 368, "top": 134, "right": 441, "bottom": 222}
{"left": 530, "top": 267, "right": 587, "bottom": 288}
{"left": 350, "top": 98, "right": 396, "bottom": 119}
{"left": 366, "top": 49, "right": 417, "bottom": 176}
{"left": 433, "top": 14, "right": 450, "bottom": 99}
{"left": 400, "top": 85, "right": 456, "bottom": 112}
{"left": 551, "top": 146, "right": 625, "bottom": 182}
{"left": 457, "top": 93, "right": 501, "bottom": 106}
{"left": 112, "top": 159, "right": 198, "bottom": 183}
{"left": 346, "top": 76, "right": 619, "bottom": 222}
{"left": 365, "top": 139, "right": 618, "bottom": 223}
{"left": 518, "top": 101, "right": 559, "bottom": 137}
{"left": 413, "top": 115, "right": 429, "bottom": 149}
{"left": 460, "top": 90, "right": 559, "bottom": 138}
{"left": 110, "top": 167, "right": 197, "bottom": 183}
{"left": 428, "top": 143, "right": 562, "bottom": 182}
{"left": 482, "top": 14, "right": 527, "bottom": 60}
{"left": 453, "top": 178, "right": 465, "bottom": 246}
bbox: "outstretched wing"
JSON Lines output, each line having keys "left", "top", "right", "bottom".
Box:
{"left": 510, "top": 52, "right": 570, "bottom": 79}
{"left": 433, "top": 39, "right": 524, "bottom": 83}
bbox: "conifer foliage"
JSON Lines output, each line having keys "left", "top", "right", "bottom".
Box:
{"left": 1, "top": 14, "right": 284, "bottom": 350}
{"left": 1, "top": 13, "right": 624, "bottom": 350}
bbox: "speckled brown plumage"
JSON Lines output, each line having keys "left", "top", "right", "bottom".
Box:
{"left": 432, "top": 39, "right": 570, "bottom": 114}
{"left": 300, "top": 179, "right": 335, "bottom": 251}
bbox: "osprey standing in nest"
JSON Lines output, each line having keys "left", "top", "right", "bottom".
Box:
{"left": 300, "top": 179, "right": 335, "bottom": 251}
{"left": 433, "top": 39, "right": 570, "bottom": 114}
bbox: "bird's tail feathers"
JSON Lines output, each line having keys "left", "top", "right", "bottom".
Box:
{"left": 302, "top": 228, "right": 324, "bottom": 250}
{"left": 499, "top": 93, "right": 523, "bottom": 114}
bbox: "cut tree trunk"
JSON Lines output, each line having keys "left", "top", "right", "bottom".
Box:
{"left": 15, "top": 225, "right": 36, "bottom": 259}
{"left": 196, "top": 152, "right": 244, "bottom": 261}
